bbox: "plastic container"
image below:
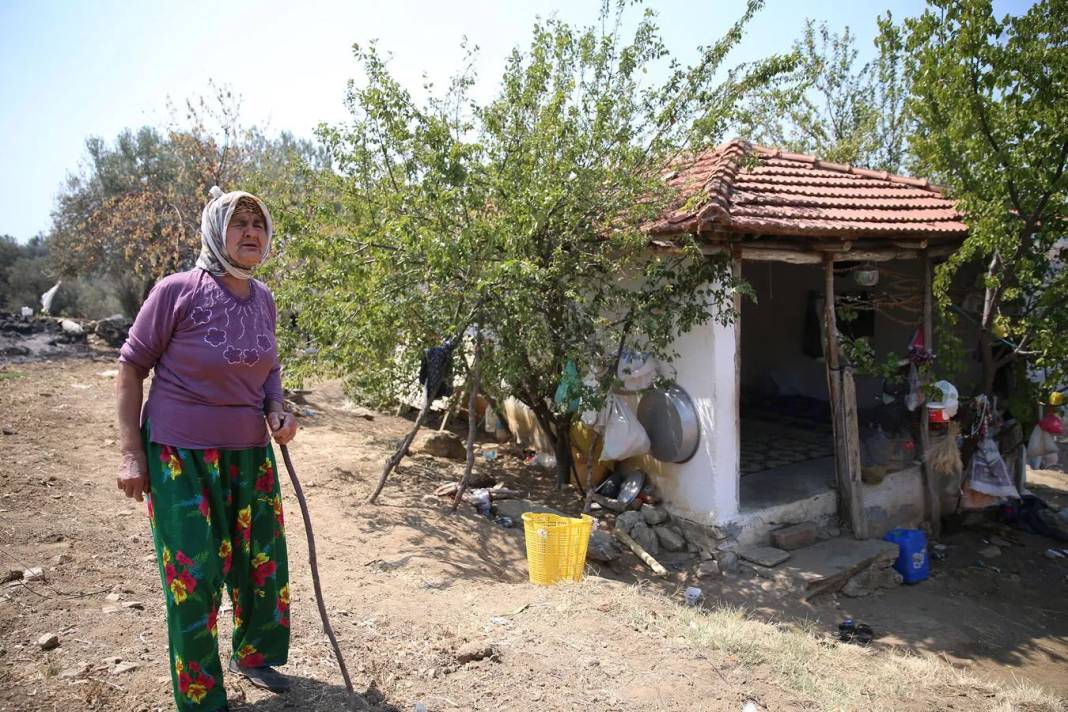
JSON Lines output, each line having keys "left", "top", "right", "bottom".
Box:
{"left": 883, "top": 528, "right": 929, "bottom": 584}
{"left": 521, "top": 513, "right": 593, "bottom": 585}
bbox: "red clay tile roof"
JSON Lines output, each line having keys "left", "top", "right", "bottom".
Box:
{"left": 647, "top": 140, "right": 968, "bottom": 241}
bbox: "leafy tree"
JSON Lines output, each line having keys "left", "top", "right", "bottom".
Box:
{"left": 737, "top": 16, "right": 909, "bottom": 172}
{"left": 48, "top": 88, "right": 322, "bottom": 316}
{"left": 892, "top": 0, "right": 1068, "bottom": 397}
{"left": 278, "top": 0, "right": 791, "bottom": 489}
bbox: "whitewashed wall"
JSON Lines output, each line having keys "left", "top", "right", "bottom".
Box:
{"left": 635, "top": 312, "right": 740, "bottom": 526}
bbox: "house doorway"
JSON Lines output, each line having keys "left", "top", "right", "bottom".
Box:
{"left": 738, "top": 260, "right": 840, "bottom": 512}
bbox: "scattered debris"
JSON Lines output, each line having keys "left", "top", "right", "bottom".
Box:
{"left": 121, "top": 601, "right": 145, "bottom": 610}
{"left": 59, "top": 663, "right": 89, "bottom": 679}
{"left": 112, "top": 662, "right": 140, "bottom": 675}
{"left": 1, "top": 570, "right": 21, "bottom": 583}
{"left": 978, "top": 545, "right": 1001, "bottom": 559}
{"left": 837, "top": 619, "right": 873, "bottom": 646}
{"left": 104, "top": 592, "right": 121, "bottom": 603}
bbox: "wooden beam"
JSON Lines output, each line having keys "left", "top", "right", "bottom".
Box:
{"left": 892, "top": 239, "right": 928, "bottom": 250}
{"left": 739, "top": 248, "right": 822, "bottom": 264}
{"left": 832, "top": 250, "right": 920, "bottom": 262}
{"left": 824, "top": 258, "right": 866, "bottom": 539}
{"left": 918, "top": 251, "right": 942, "bottom": 538}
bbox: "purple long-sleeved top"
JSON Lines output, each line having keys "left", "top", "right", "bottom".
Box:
{"left": 119, "top": 268, "right": 283, "bottom": 449}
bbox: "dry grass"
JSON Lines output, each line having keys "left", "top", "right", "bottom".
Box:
{"left": 553, "top": 578, "right": 1066, "bottom": 712}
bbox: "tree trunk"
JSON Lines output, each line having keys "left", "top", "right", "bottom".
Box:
{"left": 553, "top": 414, "right": 573, "bottom": 490}
{"left": 452, "top": 331, "right": 482, "bottom": 512}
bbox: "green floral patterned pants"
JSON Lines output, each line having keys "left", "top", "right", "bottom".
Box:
{"left": 143, "top": 422, "right": 290, "bottom": 711}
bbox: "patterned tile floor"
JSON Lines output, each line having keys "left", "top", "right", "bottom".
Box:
{"left": 740, "top": 415, "right": 835, "bottom": 475}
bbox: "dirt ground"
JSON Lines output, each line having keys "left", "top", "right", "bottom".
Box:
{"left": 1, "top": 354, "right": 1066, "bottom": 712}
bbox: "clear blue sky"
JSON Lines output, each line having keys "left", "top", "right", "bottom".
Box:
{"left": 0, "top": 0, "right": 1032, "bottom": 243}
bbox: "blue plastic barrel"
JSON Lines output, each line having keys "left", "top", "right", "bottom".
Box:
{"left": 883, "top": 528, "right": 929, "bottom": 584}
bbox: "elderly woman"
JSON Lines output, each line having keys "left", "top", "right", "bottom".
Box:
{"left": 116, "top": 187, "right": 297, "bottom": 711}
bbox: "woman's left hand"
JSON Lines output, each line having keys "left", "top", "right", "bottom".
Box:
{"left": 267, "top": 411, "right": 297, "bottom": 446}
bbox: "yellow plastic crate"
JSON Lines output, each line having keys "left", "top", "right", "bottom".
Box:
{"left": 521, "top": 512, "right": 593, "bottom": 585}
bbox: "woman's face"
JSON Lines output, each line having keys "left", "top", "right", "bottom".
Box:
{"left": 225, "top": 208, "right": 268, "bottom": 268}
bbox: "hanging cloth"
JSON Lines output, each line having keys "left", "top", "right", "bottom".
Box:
{"left": 418, "top": 339, "right": 456, "bottom": 402}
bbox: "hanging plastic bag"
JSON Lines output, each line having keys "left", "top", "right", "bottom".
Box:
{"left": 484, "top": 407, "right": 500, "bottom": 434}
{"left": 1027, "top": 425, "right": 1058, "bottom": 459}
{"left": 580, "top": 370, "right": 605, "bottom": 428}
{"left": 1039, "top": 412, "right": 1064, "bottom": 435}
{"left": 966, "top": 436, "right": 1019, "bottom": 499}
{"left": 927, "top": 380, "right": 959, "bottom": 419}
{"left": 904, "top": 364, "right": 924, "bottom": 412}
{"left": 618, "top": 352, "right": 657, "bottom": 392}
{"left": 554, "top": 361, "right": 582, "bottom": 413}
{"left": 600, "top": 394, "right": 650, "bottom": 461}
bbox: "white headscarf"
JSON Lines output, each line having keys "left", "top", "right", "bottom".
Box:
{"left": 196, "top": 186, "right": 273, "bottom": 280}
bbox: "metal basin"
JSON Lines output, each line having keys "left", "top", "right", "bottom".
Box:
{"left": 636, "top": 385, "right": 700, "bottom": 463}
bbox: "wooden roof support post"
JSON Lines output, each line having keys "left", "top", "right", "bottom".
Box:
{"left": 824, "top": 257, "right": 866, "bottom": 539}
{"left": 919, "top": 251, "right": 942, "bottom": 539}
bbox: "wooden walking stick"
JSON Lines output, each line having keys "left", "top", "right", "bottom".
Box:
{"left": 278, "top": 444, "right": 367, "bottom": 709}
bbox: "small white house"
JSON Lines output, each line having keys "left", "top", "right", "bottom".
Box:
{"left": 638, "top": 140, "right": 969, "bottom": 544}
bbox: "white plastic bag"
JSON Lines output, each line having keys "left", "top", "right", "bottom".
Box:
{"left": 618, "top": 352, "right": 657, "bottom": 392}
{"left": 484, "top": 408, "right": 500, "bottom": 434}
{"left": 927, "top": 380, "right": 959, "bottom": 419}
{"left": 1027, "top": 425, "right": 1059, "bottom": 460}
{"left": 580, "top": 370, "right": 605, "bottom": 428}
{"left": 600, "top": 394, "right": 650, "bottom": 461}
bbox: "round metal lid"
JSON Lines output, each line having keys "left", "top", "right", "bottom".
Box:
{"left": 617, "top": 470, "right": 646, "bottom": 506}
{"left": 636, "top": 384, "right": 700, "bottom": 463}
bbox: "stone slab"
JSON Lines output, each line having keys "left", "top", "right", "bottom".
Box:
{"left": 738, "top": 546, "right": 791, "bottom": 568}
{"left": 774, "top": 538, "right": 900, "bottom": 600}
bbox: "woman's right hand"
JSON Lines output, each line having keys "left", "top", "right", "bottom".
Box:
{"left": 117, "top": 449, "right": 150, "bottom": 502}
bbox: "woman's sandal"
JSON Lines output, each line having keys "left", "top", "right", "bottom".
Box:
{"left": 228, "top": 659, "right": 291, "bottom": 693}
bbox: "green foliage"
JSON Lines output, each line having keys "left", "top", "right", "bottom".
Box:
{"left": 892, "top": 0, "right": 1068, "bottom": 394}
{"left": 736, "top": 16, "right": 910, "bottom": 172}
{"left": 49, "top": 86, "right": 326, "bottom": 316}
{"left": 276, "top": 1, "right": 791, "bottom": 483}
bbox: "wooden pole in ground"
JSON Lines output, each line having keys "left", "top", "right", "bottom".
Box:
{"left": 368, "top": 400, "right": 433, "bottom": 504}
{"left": 919, "top": 252, "right": 941, "bottom": 539}
{"left": 824, "top": 258, "right": 866, "bottom": 538}
{"left": 453, "top": 330, "right": 482, "bottom": 512}
{"left": 582, "top": 435, "right": 597, "bottom": 514}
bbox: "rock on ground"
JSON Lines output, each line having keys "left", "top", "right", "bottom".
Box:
{"left": 455, "top": 642, "right": 496, "bottom": 665}
{"left": 738, "top": 546, "right": 791, "bottom": 568}
{"left": 716, "top": 551, "right": 739, "bottom": 573}
{"left": 37, "top": 633, "right": 59, "bottom": 650}
{"left": 616, "top": 510, "right": 643, "bottom": 535}
{"left": 641, "top": 504, "right": 669, "bottom": 526}
{"left": 631, "top": 521, "right": 660, "bottom": 557}
{"left": 697, "top": 559, "right": 721, "bottom": 578}
{"left": 588, "top": 529, "right": 620, "bottom": 563}
{"left": 410, "top": 431, "right": 467, "bottom": 460}
{"left": 655, "top": 526, "right": 686, "bottom": 552}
